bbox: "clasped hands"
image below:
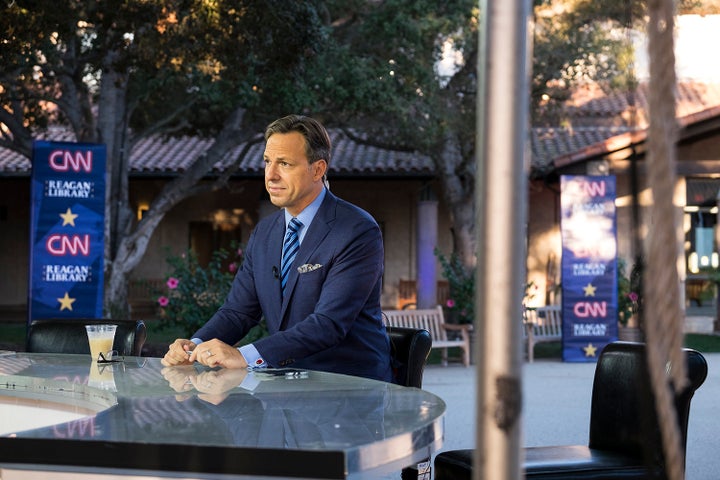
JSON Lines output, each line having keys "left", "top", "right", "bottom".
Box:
{"left": 161, "top": 338, "right": 249, "bottom": 369}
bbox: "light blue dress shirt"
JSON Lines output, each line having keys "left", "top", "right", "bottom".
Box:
{"left": 230, "top": 188, "right": 327, "bottom": 368}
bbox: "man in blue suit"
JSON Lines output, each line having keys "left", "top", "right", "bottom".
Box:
{"left": 162, "top": 115, "right": 392, "bottom": 382}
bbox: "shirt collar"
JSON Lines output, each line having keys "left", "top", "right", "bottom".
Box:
{"left": 284, "top": 188, "right": 326, "bottom": 242}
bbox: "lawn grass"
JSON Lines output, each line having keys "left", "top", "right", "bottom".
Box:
{"left": 684, "top": 333, "right": 720, "bottom": 352}
{"left": 532, "top": 332, "right": 720, "bottom": 359}
{"left": 429, "top": 332, "right": 720, "bottom": 365}
{"left": 0, "top": 322, "right": 27, "bottom": 346}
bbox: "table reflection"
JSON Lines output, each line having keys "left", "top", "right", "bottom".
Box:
{"left": 0, "top": 352, "right": 444, "bottom": 479}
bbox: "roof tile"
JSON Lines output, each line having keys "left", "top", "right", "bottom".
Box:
{"left": 0, "top": 131, "right": 434, "bottom": 177}
{"left": 3, "top": 81, "right": 720, "bottom": 177}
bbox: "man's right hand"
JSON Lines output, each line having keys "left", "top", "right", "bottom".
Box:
{"left": 161, "top": 338, "right": 196, "bottom": 366}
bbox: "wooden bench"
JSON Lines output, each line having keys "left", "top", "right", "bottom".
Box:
{"left": 523, "top": 305, "right": 562, "bottom": 362}
{"left": 383, "top": 305, "right": 472, "bottom": 366}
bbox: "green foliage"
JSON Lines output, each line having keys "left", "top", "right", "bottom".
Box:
{"left": 316, "top": 0, "right": 477, "bottom": 150}
{"left": 524, "top": 281, "right": 539, "bottom": 310}
{"left": 532, "top": 1, "right": 633, "bottom": 125}
{"left": 154, "top": 242, "right": 244, "bottom": 338}
{"left": 700, "top": 266, "right": 720, "bottom": 284}
{"left": 435, "top": 248, "right": 475, "bottom": 324}
{"left": 1, "top": 0, "right": 333, "bottom": 146}
{"left": 617, "top": 258, "right": 642, "bottom": 325}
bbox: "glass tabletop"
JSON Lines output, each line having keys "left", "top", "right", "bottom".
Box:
{"left": 0, "top": 352, "right": 445, "bottom": 479}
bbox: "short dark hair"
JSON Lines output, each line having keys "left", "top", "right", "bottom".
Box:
{"left": 264, "top": 114, "right": 331, "bottom": 165}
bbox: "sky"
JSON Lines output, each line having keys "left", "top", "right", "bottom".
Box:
{"left": 437, "top": 15, "right": 720, "bottom": 84}
{"left": 634, "top": 14, "right": 720, "bottom": 82}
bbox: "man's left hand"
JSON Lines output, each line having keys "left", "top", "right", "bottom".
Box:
{"left": 188, "top": 338, "right": 249, "bottom": 369}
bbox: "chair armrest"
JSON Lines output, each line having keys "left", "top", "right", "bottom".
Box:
{"left": 443, "top": 323, "right": 473, "bottom": 340}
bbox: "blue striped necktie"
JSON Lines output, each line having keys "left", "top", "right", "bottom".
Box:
{"left": 280, "top": 218, "right": 302, "bottom": 297}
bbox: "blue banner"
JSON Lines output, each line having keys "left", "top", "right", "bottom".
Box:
{"left": 28, "top": 141, "right": 106, "bottom": 322}
{"left": 560, "top": 175, "right": 618, "bottom": 362}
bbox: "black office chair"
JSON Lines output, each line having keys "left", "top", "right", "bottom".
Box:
{"left": 26, "top": 318, "right": 147, "bottom": 357}
{"left": 433, "top": 341, "right": 708, "bottom": 480}
{"left": 386, "top": 325, "right": 433, "bottom": 480}
{"left": 387, "top": 325, "right": 433, "bottom": 388}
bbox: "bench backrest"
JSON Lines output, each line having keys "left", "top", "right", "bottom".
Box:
{"left": 523, "top": 305, "right": 562, "bottom": 338}
{"left": 383, "top": 306, "right": 448, "bottom": 342}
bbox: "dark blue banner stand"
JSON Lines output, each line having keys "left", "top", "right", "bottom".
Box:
{"left": 560, "top": 175, "right": 618, "bottom": 362}
{"left": 28, "top": 141, "right": 106, "bottom": 323}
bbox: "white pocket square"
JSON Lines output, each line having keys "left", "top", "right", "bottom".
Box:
{"left": 297, "top": 263, "right": 323, "bottom": 273}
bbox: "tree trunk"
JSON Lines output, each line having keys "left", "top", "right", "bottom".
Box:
{"left": 104, "top": 107, "right": 254, "bottom": 318}
{"left": 96, "top": 60, "right": 133, "bottom": 318}
{"left": 106, "top": 211, "right": 163, "bottom": 319}
{"left": 436, "top": 133, "right": 476, "bottom": 270}
{"left": 451, "top": 204, "right": 475, "bottom": 268}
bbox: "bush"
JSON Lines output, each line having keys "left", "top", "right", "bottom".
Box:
{"left": 617, "top": 258, "right": 642, "bottom": 326}
{"left": 154, "top": 243, "right": 247, "bottom": 338}
{"left": 435, "top": 248, "right": 474, "bottom": 324}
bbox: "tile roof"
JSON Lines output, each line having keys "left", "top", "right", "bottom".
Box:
{"left": 531, "top": 81, "right": 720, "bottom": 172}
{"left": 0, "top": 129, "right": 434, "bottom": 178}
{"left": 530, "top": 126, "right": 634, "bottom": 174}
{"left": 561, "top": 81, "right": 720, "bottom": 127}
{"left": 552, "top": 103, "right": 720, "bottom": 169}
{"left": 2, "top": 81, "right": 720, "bottom": 178}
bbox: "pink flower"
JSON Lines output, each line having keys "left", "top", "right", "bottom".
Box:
{"left": 157, "top": 296, "right": 169, "bottom": 307}
{"left": 446, "top": 299, "right": 456, "bottom": 308}
{"left": 237, "top": 248, "right": 243, "bottom": 256}
{"left": 229, "top": 263, "right": 238, "bottom": 273}
{"left": 166, "top": 277, "right": 179, "bottom": 289}
{"left": 628, "top": 292, "right": 639, "bottom": 302}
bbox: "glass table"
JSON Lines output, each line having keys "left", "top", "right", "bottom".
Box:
{"left": 0, "top": 352, "right": 445, "bottom": 479}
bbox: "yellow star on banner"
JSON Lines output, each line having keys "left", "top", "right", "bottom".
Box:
{"left": 583, "top": 343, "right": 597, "bottom": 357}
{"left": 583, "top": 283, "right": 596, "bottom": 297}
{"left": 57, "top": 292, "right": 76, "bottom": 311}
{"left": 60, "top": 208, "right": 78, "bottom": 227}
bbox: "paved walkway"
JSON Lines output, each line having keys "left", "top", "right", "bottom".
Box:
{"left": 422, "top": 353, "right": 719, "bottom": 480}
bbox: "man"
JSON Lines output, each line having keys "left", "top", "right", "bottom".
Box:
{"left": 162, "top": 114, "right": 392, "bottom": 382}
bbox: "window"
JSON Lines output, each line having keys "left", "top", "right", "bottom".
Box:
{"left": 685, "top": 178, "right": 720, "bottom": 274}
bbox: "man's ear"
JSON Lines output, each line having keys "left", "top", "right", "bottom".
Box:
{"left": 314, "top": 159, "right": 328, "bottom": 181}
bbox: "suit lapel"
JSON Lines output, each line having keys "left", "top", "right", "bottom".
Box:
{"left": 280, "top": 193, "right": 336, "bottom": 314}
{"left": 266, "top": 214, "right": 285, "bottom": 321}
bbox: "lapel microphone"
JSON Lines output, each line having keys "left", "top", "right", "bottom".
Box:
{"left": 272, "top": 266, "right": 279, "bottom": 279}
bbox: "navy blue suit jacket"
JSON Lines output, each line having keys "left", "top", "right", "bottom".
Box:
{"left": 193, "top": 191, "right": 392, "bottom": 382}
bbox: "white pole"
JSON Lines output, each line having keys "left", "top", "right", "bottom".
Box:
{"left": 474, "top": 1, "right": 532, "bottom": 479}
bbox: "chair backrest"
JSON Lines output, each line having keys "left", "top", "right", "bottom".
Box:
{"left": 26, "top": 318, "right": 147, "bottom": 356}
{"left": 386, "top": 326, "right": 432, "bottom": 388}
{"left": 588, "top": 341, "right": 708, "bottom": 466}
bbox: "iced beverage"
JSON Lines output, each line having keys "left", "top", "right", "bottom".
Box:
{"left": 85, "top": 324, "right": 117, "bottom": 360}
